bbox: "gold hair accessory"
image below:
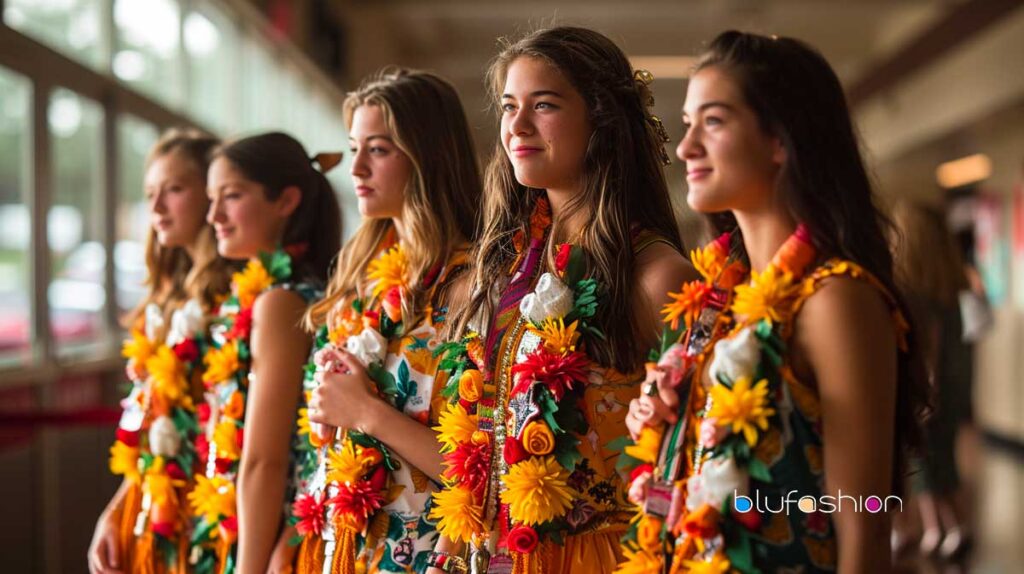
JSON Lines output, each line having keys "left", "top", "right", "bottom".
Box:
{"left": 311, "top": 152, "right": 344, "bottom": 173}
{"left": 633, "top": 69, "right": 671, "bottom": 166}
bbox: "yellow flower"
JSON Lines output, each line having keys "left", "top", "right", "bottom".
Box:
{"left": 109, "top": 441, "right": 140, "bottom": 482}
{"left": 731, "top": 266, "right": 800, "bottom": 325}
{"left": 433, "top": 402, "right": 478, "bottom": 454}
{"left": 233, "top": 259, "right": 273, "bottom": 309}
{"left": 143, "top": 460, "right": 178, "bottom": 507}
{"left": 624, "top": 426, "right": 663, "bottom": 465}
{"left": 681, "top": 552, "right": 731, "bottom": 574}
{"left": 326, "top": 441, "right": 373, "bottom": 485}
{"left": 122, "top": 329, "right": 157, "bottom": 369}
{"left": 500, "top": 456, "right": 573, "bottom": 525}
{"left": 297, "top": 406, "right": 311, "bottom": 438}
{"left": 203, "top": 340, "right": 240, "bottom": 386}
{"left": 661, "top": 281, "right": 709, "bottom": 330}
{"left": 708, "top": 377, "right": 776, "bottom": 447}
{"left": 367, "top": 246, "right": 408, "bottom": 298}
{"left": 189, "top": 474, "right": 236, "bottom": 522}
{"left": 528, "top": 318, "right": 580, "bottom": 355}
{"left": 614, "top": 547, "right": 663, "bottom": 574}
{"left": 636, "top": 515, "right": 664, "bottom": 552}
{"left": 521, "top": 421, "right": 555, "bottom": 456}
{"left": 430, "top": 484, "right": 483, "bottom": 544}
{"left": 213, "top": 420, "right": 240, "bottom": 460}
{"left": 690, "top": 243, "right": 726, "bottom": 282}
{"left": 145, "top": 346, "right": 188, "bottom": 404}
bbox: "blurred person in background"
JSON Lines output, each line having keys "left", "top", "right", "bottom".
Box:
{"left": 89, "top": 128, "right": 233, "bottom": 574}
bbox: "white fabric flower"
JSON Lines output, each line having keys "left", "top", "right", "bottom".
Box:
{"left": 708, "top": 327, "right": 760, "bottom": 385}
{"left": 685, "top": 455, "right": 748, "bottom": 512}
{"left": 346, "top": 328, "right": 387, "bottom": 366}
{"left": 165, "top": 299, "right": 203, "bottom": 347}
{"left": 148, "top": 416, "right": 181, "bottom": 458}
{"left": 144, "top": 303, "right": 164, "bottom": 341}
{"left": 520, "top": 272, "right": 574, "bottom": 325}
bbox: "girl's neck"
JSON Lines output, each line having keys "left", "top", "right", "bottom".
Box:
{"left": 391, "top": 216, "right": 407, "bottom": 247}
{"left": 733, "top": 207, "right": 798, "bottom": 272}
{"left": 545, "top": 187, "right": 587, "bottom": 243}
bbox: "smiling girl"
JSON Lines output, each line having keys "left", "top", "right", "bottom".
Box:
{"left": 426, "top": 27, "right": 697, "bottom": 574}
{"left": 621, "top": 31, "right": 926, "bottom": 573}
{"left": 188, "top": 132, "right": 342, "bottom": 574}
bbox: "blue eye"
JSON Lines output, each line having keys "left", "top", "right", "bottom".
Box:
{"left": 535, "top": 102, "right": 556, "bottom": 110}
{"left": 705, "top": 116, "right": 722, "bottom": 126}
{"left": 501, "top": 103, "right": 516, "bottom": 112}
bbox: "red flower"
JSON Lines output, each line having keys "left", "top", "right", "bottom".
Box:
{"left": 368, "top": 465, "right": 388, "bottom": 492}
{"left": 151, "top": 521, "right": 175, "bottom": 538}
{"left": 363, "top": 310, "right": 380, "bottom": 330}
{"left": 228, "top": 307, "right": 253, "bottom": 340}
{"left": 382, "top": 286, "right": 403, "bottom": 324}
{"left": 555, "top": 243, "right": 572, "bottom": 273}
{"left": 165, "top": 461, "right": 187, "bottom": 481}
{"left": 508, "top": 525, "right": 539, "bottom": 553}
{"left": 292, "top": 491, "right": 328, "bottom": 537}
{"left": 215, "top": 457, "right": 233, "bottom": 474}
{"left": 629, "top": 463, "right": 653, "bottom": 483}
{"left": 220, "top": 515, "right": 238, "bottom": 533}
{"left": 116, "top": 427, "right": 139, "bottom": 448}
{"left": 195, "top": 434, "right": 210, "bottom": 464}
{"left": 510, "top": 348, "right": 590, "bottom": 401}
{"left": 732, "top": 505, "right": 762, "bottom": 531}
{"left": 236, "top": 426, "right": 244, "bottom": 450}
{"left": 328, "top": 481, "right": 385, "bottom": 524}
{"left": 443, "top": 440, "right": 492, "bottom": 497}
{"left": 172, "top": 338, "right": 199, "bottom": 363}
{"left": 197, "top": 403, "right": 211, "bottom": 426}
{"left": 503, "top": 436, "right": 529, "bottom": 465}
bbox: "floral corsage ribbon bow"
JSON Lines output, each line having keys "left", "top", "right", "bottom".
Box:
{"left": 429, "top": 233, "right": 606, "bottom": 571}
{"left": 615, "top": 224, "right": 817, "bottom": 574}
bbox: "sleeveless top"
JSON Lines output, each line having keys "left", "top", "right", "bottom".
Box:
{"left": 187, "top": 249, "right": 321, "bottom": 574}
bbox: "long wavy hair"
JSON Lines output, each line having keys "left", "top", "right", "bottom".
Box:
{"left": 892, "top": 201, "right": 968, "bottom": 306}
{"left": 305, "top": 68, "right": 481, "bottom": 332}
{"left": 454, "top": 26, "right": 682, "bottom": 373}
{"left": 695, "top": 30, "right": 929, "bottom": 475}
{"left": 213, "top": 132, "right": 343, "bottom": 284}
{"left": 127, "top": 128, "right": 233, "bottom": 329}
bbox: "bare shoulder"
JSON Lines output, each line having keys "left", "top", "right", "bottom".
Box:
{"left": 252, "top": 287, "right": 308, "bottom": 331}
{"left": 634, "top": 242, "right": 699, "bottom": 304}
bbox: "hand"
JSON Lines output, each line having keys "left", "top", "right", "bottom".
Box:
{"left": 87, "top": 511, "right": 123, "bottom": 574}
{"left": 266, "top": 524, "right": 298, "bottom": 574}
{"left": 308, "top": 349, "right": 381, "bottom": 432}
{"left": 625, "top": 363, "right": 680, "bottom": 439}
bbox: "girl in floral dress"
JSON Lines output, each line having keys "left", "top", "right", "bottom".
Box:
{"left": 426, "top": 27, "right": 698, "bottom": 574}
{"left": 621, "top": 31, "right": 927, "bottom": 573}
{"left": 287, "top": 69, "right": 482, "bottom": 574}
{"left": 188, "top": 132, "right": 342, "bottom": 574}
{"left": 90, "top": 128, "right": 233, "bottom": 574}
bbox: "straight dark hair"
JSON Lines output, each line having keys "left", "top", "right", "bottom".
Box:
{"left": 214, "top": 132, "right": 342, "bottom": 283}
{"left": 696, "top": 30, "right": 929, "bottom": 480}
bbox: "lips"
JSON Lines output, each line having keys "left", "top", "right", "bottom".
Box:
{"left": 512, "top": 145, "right": 543, "bottom": 158}
{"left": 155, "top": 219, "right": 173, "bottom": 230}
{"left": 215, "top": 227, "right": 234, "bottom": 239}
{"left": 355, "top": 185, "right": 374, "bottom": 197}
{"left": 687, "top": 167, "right": 712, "bottom": 181}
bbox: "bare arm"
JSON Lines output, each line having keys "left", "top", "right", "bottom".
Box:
{"left": 235, "top": 288, "right": 309, "bottom": 574}
{"left": 792, "top": 277, "right": 899, "bottom": 573}
{"left": 88, "top": 479, "right": 131, "bottom": 574}
{"left": 633, "top": 242, "right": 700, "bottom": 351}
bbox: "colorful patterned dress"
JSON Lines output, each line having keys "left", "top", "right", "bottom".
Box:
{"left": 291, "top": 241, "right": 469, "bottom": 574}
{"left": 187, "top": 249, "right": 320, "bottom": 574}
{"left": 109, "top": 297, "right": 212, "bottom": 574}
{"left": 618, "top": 227, "right": 910, "bottom": 573}
{"left": 430, "top": 197, "right": 668, "bottom": 574}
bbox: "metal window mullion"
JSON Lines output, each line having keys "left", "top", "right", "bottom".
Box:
{"left": 30, "top": 77, "right": 61, "bottom": 574}
{"left": 179, "top": 0, "right": 191, "bottom": 115}
{"left": 102, "top": 92, "right": 119, "bottom": 341}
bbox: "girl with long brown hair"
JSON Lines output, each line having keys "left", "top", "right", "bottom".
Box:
{"left": 89, "top": 128, "right": 233, "bottom": 574}
{"left": 426, "top": 26, "right": 696, "bottom": 574}
{"left": 285, "top": 68, "right": 481, "bottom": 574}
{"left": 622, "top": 31, "right": 927, "bottom": 573}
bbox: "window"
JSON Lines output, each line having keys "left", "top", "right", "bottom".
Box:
{"left": 3, "top": 0, "right": 106, "bottom": 70}
{"left": 185, "top": 2, "right": 238, "bottom": 132}
{"left": 113, "top": 0, "right": 183, "bottom": 107}
{"left": 115, "top": 114, "right": 159, "bottom": 317}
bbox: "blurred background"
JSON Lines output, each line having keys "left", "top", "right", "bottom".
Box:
{"left": 0, "top": 0, "right": 1021, "bottom": 572}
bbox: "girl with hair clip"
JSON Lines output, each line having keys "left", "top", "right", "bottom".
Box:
{"left": 426, "top": 26, "right": 697, "bottom": 574}
{"left": 187, "top": 132, "right": 343, "bottom": 574}
{"left": 90, "top": 128, "right": 233, "bottom": 574}
{"left": 620, "top": 31, "right": 928, "bottom": 573}
{"left": 279, "top": 68, "right": 481, "bottom": 574}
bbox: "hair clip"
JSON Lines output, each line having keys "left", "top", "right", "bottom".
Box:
{"left": 311, "top": 152, "right": 344, "bottom": 173}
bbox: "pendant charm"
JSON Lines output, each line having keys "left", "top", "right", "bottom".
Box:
{"left": 643, "top": 479, "right": 675, "bottom": 519}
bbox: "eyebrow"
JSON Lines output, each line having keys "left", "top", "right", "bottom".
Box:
{"left": 682, "top": 101, "right": 736, "bottom": 117}
{"left": 349, "top": 134, "right": 394, "bottom": 143}
{"left": 501, "top": 90, "right": 565, "bottom": 100}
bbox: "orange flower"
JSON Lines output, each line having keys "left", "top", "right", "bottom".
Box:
{"left": 637, "top": 515, "right": 664, "bottom": 551}
{"left": 202, "top": 340, "right": 240, "bottom": 386}
{"left": 122, "top": 329, "right": 158, "bottom": 369}
{"left": 682, "top": 503, "right": 720, "bottom": 540}
{"left": 223, "top": 391, "right": 245, "bottom": 420}
{"left": 233, "top": 259, "right": 274, "bottom": 309}
{"left": 521, "top": 421, "right": 555, "bottom": 456}
{"left": 731, "top": 265, "right": 801, "bottom": 325}
{"left": 661, "top": 281, "right": 710, "bottom": 330}
{"left": 367, "top": 246, "right": 408, "bottom": 298}
{"left": 457, "top": 369, "right": 484, "bottom": 403}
